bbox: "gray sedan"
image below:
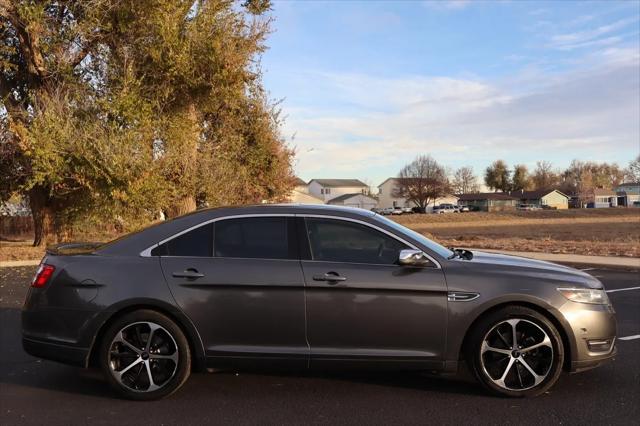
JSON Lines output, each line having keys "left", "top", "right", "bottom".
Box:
{"left": 22, "top": 204, "right": 616, "bottom": 400}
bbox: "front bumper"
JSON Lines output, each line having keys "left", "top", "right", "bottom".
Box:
{"left": 560, "top": 300, "right": 617, "bottom": 372}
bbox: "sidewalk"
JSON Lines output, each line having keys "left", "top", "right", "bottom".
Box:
{"left": 1, "top": 251, "right": 638, "bottom": 269}
{"left": 473, "top": 249, "right": 640, "bottom": 269}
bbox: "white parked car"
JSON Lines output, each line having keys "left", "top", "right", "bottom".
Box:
{"left": 433, "top": 204, "right": 459, "bottom": 214}
{"left": 391, "top": 207, "right": 403, "bottom": 215}
{"left": 401, "top": 207, "right": 413, "bottom": 214}
{"left": 517, "top": 204, "right": 540, "bottom": 211}
{"left": 380, "top": 207, "right": 395, "bottom": 215}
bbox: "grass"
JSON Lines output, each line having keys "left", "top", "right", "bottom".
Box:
{"left": 1, "top": 208, "right": 639, "bottom": 261}
{"left": 393, "top": 208, "right": 640, "bottom": 258}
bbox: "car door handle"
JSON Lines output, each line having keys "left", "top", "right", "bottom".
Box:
{"left": 172, "top": 268, "right": 205, "bottom": 279}
{"left": 313, "top": 273, "right": 347, "bottom": 283}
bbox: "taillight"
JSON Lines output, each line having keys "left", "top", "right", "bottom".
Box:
{"left": 32, "top": 264, "right": 55, "bottom": 288}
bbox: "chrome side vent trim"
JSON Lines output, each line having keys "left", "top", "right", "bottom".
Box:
{"left": 448, "top": 292, "right": 480, "bottom": 302}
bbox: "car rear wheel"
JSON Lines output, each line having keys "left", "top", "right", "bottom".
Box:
{"left": 467, "top": 306, "right": 564, "bottom": 397}
{"left": 99, "top": 310, "right": 191, "bottom": 400}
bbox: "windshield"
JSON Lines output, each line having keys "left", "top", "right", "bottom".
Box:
{"left": 374, "top": 214, "right": 454, "bottom": 259}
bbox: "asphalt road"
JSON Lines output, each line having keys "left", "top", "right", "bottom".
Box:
{"left": 1, "top": 265, "right": 638, "bottom": 425}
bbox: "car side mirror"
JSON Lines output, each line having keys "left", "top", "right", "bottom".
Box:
{"left": 398, "top": 249, "right": 432, "bottom": 267}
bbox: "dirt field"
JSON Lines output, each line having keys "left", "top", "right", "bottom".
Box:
{"left": 394, "top": 208, "right": 640, "bottom": 258}
{"left": 1, "top": 209, "right": 639, "bottom": 261}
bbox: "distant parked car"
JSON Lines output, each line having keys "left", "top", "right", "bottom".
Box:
{"left": 458, "top": 206, "right": 470, "bottom": 212}
{"left": 391, "top": 207, "right": 403, "bottom": 215}
{"left": 541, "top": 205, "right": 557, "bottom": 210}
{"left": 412, "top": 206, "right": 426, "bottom": 214}
{"left": 632, "top": 201, "right": 640, "bottom": 208}
{"left": 380, "top": 207, "right": 395, "bottom": 215}
{"left": 433, "top": 204, "right": 459, "bottom": 214}
{"left": 371, "top": 207, "right": 382, "bottom": 214}
{"left": 401, "top": 207, "right": 413, "bottom": 214}
{"left": 517, "top": 204, "right": 540, "bottom": 211}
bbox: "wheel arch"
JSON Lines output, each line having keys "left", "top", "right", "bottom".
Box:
{"left": 458, "top": 300, "right": 575, "bottom": 372}
{"left": 87, "top": 299, "right": 207, "bottom": 372}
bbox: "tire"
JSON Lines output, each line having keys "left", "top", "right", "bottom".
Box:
{"left": 466, "top": 306, "right": 564, "bottom": 397}
{"left": 99, "top": 310, "right": 191, "bottom": 400}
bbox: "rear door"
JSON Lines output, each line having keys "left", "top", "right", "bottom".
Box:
{"left": 158, "top": 215, "right": 308, "bottom": 367}
{"left": 300, "top": 216, "right": 448, "bottom": 369}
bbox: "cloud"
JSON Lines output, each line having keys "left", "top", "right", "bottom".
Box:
{"left": 548, "top": 16, "right": 639, "bottom": 50}
{"left": 424, "top": 0, "right": 471, "bottom": 11}
{"left": 283, "top": 53, "right": 639, "bottom": 182}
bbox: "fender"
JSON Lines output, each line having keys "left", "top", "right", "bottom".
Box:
{"left": 85, "top": 297, "right": 207, "bottom": 371}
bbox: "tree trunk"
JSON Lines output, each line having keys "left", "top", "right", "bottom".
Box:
{"left": 165, "top": 103, "right": 199, "bottom": 219}
{"left": 165, "top": 195, "right": 197, "bottom": 219}
{"left": 29, "top": 187, "right": 56, "bottom": 247}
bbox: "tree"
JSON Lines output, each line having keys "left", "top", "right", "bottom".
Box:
{"left": 511, "top": 164, "right": 530, "bottom": 192}
{"left": 395, "top": 155, "right": 449, "bottom": 209}
{"left": 451, "top": 166, "right": 479, "bottom": 194}
{"left": 531, "top": 161, "right": 560, "bottom": 190}
{"left": 624, "top": 155, "right": 640, "bottom": 183}
{"left": 484, "top": 160, "right": 510, "bottom": 192}
{"left": 1, "top": 0, "right": 293, "bottom": 246}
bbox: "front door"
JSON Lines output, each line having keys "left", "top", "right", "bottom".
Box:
{"left": 158, "top": 216, "right": 308, "bottom": 368}
{"left": 300, "top": 217, "right": 448, "bottom": 369}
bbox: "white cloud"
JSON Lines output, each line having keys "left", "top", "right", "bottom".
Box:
{"left": 284, "top": 53, "right": 639, "bottom": 183}
{"left": 424, "top": 0, "right": 471, "bottom": 11}
{"left": 548, "top": 16, "right": 639, "bottom": 50}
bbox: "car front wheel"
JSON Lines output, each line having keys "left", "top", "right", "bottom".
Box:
{"left": 467, "top": 306, "right": 564, "bottom": 397}
{"left": 99, "top": 310, "right": 191, "bottom": 400}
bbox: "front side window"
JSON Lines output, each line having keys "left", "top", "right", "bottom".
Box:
{"left": 151, "top": 223, "right": 213, "bottom": 257}
{"left": 214, "top": 217, "right": 295, "bottom": 260}
{"left": 305, "top": 218, "right": 407, "bottom": 265}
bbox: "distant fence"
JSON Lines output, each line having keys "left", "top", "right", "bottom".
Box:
{"left": 0, "top": 216, "right": 34, "bottom": 238}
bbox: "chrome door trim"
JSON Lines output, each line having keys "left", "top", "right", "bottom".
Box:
{"left": 141, "top": 212, "right": 442, "bottom": 269}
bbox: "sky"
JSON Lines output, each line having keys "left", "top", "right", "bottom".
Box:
{"left": 261, "top": 0, "right": 640, "bottom": 186}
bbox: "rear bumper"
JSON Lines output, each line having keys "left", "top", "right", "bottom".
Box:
{"left": 22, "top": 336, "right": 89, "bottom": 367}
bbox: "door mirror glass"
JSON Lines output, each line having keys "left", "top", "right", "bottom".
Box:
{"left": 398, "top": 249, "right": 432, "bottom": 267}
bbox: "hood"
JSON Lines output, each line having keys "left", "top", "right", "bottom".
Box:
{"left": 461, "top": 250, "right": 602, "bottom": 288}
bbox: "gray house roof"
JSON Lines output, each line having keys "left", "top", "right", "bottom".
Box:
{"left": 309, "top": 179, "right": 367, "bottom": 187}
{"left": 519, "top": 189, "right": 569, "bottom": 200}
{"left": 293, "top": 177, "right": 307, "bottom": 186}
{"left": 327, "top": 193, "right": 376, "bottom": 204}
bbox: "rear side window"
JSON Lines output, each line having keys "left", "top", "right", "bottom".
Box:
{"left": 214, "top": 217, "right": 296, "bottom": 260}
{"left": 305, "top": 218, "right": 408, "bottom": 265}
{"left": 151, "top": 223, "right": 213, "bottom": 257}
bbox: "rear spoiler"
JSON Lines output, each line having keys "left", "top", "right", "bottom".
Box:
{"left": 46, "top": 242, "right": 104, "bottom": 256}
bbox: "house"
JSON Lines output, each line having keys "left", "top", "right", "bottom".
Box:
{"left": 327, "top": 193, "right": 378, "bottom": 210}
{"left": 591, "top": 188, "right": 617, "bottom": 208}
{"left": 518, "top": 189, "right": 569, "bottom": 209}
{"left": 287, "top": 177, "right": 324, "bottom": 205}
{"left": 377, "top": 177, "right": 458, "bottom": 212}
{"left": 457, "top": 192, "right": 518, "bottom": 212}
{"left": 308, "top": 179, "right": 369, "bottom": 203}
{"left": 615, "top": 182, "right": 640, "bottom": 207}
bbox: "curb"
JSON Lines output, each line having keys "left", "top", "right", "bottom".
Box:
{"left": 471, "top": 249, "right": 640, "bottom": 269}
{"left": 0, "top": 259, "right": 41, "bottom": 267}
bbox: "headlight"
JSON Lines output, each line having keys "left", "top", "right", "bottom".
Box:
{"left": 557, "top": 288, "right": 609, "bottom": 305}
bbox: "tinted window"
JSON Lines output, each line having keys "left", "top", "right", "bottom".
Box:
{"left": 305, "top": 218, "right": 408, "bottom": 265}
{"left": 214, "top": 217, "right": 295, "bottom": 259}
{"left": 151, "top": 223, "right": 213, "bottom": 257}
